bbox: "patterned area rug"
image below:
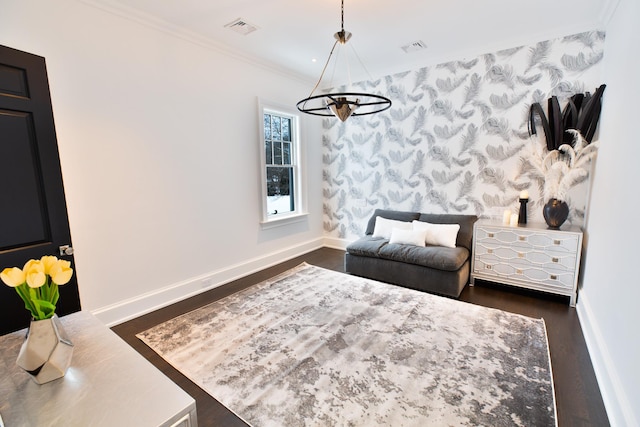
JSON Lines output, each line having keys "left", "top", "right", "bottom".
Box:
{"left": 137, "top": 263, "right": 556, "bottom": 426}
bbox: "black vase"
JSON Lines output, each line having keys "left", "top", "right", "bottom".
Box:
{"left": 543, "top": 199, "right": 569, "bottom": 229}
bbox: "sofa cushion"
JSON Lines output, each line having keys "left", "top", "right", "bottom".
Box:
{"left": 378, "top": 243, "right": 470, "bottom": 271}
{"left": 365, "top": 209, "right": 420, "bottom": 235}
{"left": 372, "top": 217, "right": 413, "bottom": 239}
{"left": 412, "top": 221, "right": 460, "bottom": 248}
{"left": 389, "top": 228, "right": 428, "bottom": 246}
{"left": 417, "top": 214, "right": 478, "bottom": 251}
{"left": 346, "top": 236, "right": 389, "bottom": 258}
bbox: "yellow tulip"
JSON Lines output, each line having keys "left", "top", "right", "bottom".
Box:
{"left": 4, "top": 255, "right": 74, "bottom": 320}
{"left": 23, "top": 259, "right": 46, "bottom": 288}
{"left": 41, "top": 255, "right": 59, "bottom": 275}
{"left": 26, "top": 271, "right": 46, "bottom": 288}
{"left": 0, "top": 267, "right": 26, "bottom": 287}
{"left": 50, "top": 259, "right": 73, "bottom": 285}
{"left": 23, "top": 259, "right": 43, "bottom": 272}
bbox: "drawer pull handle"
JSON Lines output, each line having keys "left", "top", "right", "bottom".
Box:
{"left": 487, "top": 249, "right": 493, "bottom": 254}
{"left": 488, "top": 233, "right": 494, "bottom": 238}
{"left": 552, "top": 257, "right": 559, "bottom": 263}
{"left": 550, "top": 274, "right": 558, "bottom": 280}
{"left": 554, "top": 239, "right": 561, "bottom": 245}
{"left": 485, "top": 265, "right": 492, "bottom": 270}
{"left": 518, "top": 236, "right": 526, "bottom": 241}
{"left": 518, "top": 252, "right": 524, "bottom": 258}
{"left": 516, "top": 269, "right": 523, "bottom": 275}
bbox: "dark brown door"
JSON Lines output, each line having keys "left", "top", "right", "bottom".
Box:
{"left": 0, "top": 45, "right": 81, "bottom": 334}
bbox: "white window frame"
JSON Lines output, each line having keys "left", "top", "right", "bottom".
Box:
{"left": 258, "top": 99, "right": 307, "bottom": 228}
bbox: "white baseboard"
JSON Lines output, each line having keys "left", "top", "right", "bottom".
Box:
{"left": 322, "top": 236, "right": 351, "bottom": 250}
{"left": 92, "top": 238, "right": 325, "bottom": 327}
{"left": 577, "top": 293, "right": 638, "bottom": 427}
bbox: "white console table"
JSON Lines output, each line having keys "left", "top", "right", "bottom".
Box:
{"left": 0, "top": 311, "right": 197, "bottom": 426}
{"left": 471, "top": 219, "right": 583, "bottom": 306}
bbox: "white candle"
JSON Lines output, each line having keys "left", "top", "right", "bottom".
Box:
{"left": 503, "top": 210, "right": 512, "bottom": 224}
{"left": 510, "top": 213, "right": 519, "bottom": 226}
{"left": 519, "top": 190, "right": 529, "bottom": 199}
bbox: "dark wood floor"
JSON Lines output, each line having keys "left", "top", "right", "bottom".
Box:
{"left": 112, "top": 248, "right": 609, "bottom": 427}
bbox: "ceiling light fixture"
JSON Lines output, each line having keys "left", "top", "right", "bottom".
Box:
{"left": 296, "top": 0, "right": 392, "bottom": 122}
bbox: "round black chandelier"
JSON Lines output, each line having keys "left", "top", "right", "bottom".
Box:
{"left": 296, "top": 0, "right": 392, "bottom": 122}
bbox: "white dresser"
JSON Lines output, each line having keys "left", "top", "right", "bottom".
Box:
{"left": 471, "top": 219, "right": 583, "bottom": 306}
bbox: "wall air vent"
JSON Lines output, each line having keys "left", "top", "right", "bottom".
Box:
{"left": 401, "top": 40, "right": 428, "bottom": 53}
{"left": 224, "top": 18, "right": 259, "bottom": 35}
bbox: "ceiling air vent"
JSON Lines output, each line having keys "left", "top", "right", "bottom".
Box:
{"left": 401, "top": 40, "right": 428, "bottom": 53}
{"left": 224, "top": 18, "right": 258, "bottom": 35}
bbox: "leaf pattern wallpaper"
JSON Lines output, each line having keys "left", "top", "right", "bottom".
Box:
{"left": 322, "top": 31, "right": 605, "bottom": 240}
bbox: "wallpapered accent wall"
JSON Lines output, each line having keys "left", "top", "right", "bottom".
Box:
{"left": 322, "top": 31, "right": 605, "bottom": 240}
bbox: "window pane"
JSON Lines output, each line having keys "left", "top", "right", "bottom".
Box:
{"left": 274, "top": 142, "right": 282, "bottom": 165}
{"left": 264, "top": 114, "right": 271, "bottom": 140}
{"left": 265, "top": 140, "right": 273, "bottom": 164}
{"left": 282, "top": 118, "right": 291, "bottom": 141}
{"left": 261, "top": 106, "right": 301, "bottom": 221}
{"left": 283, "top": 142, "right": 291, "bottom": 165}
{"left": 266, "top": 166, "right": 295, "bottom": 215}
{"left": 272, "top": 116, "right": 281, "bottom": 141}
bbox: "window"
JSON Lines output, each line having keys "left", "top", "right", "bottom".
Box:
{"left": 259, "top": 100, "right": 306, "bottom": 225}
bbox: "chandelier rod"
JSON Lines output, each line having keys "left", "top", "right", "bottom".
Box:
{"left": 303, "top": 39, "right": 339, "bottom": 102}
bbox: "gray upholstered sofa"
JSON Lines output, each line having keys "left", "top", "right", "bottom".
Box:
{"left": 345, "top": 209, "right": 478, "bottom": 298}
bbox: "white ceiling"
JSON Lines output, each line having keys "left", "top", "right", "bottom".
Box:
{"left": 89, "top": 0, "right": 616, "bottom": 85}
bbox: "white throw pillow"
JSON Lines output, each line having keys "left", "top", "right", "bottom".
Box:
{"left": 372, "top": 217, "right": 412, "bottom": 239}
{"left": 412, "top": 221, "right": 460, "bottom": 248}
{"left": 389, "top": 228, "right": 428, "bottom": 247}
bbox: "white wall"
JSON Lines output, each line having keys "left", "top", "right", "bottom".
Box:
{"left": 0, "top": 0, "right": 325, "bottom": 325}
{"left": 579, "top": 0, "right": 640, "bottom": 425}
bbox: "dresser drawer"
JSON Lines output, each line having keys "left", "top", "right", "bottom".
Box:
{"left": 475, "top": 226, "right": 579, "bottom": 253}
{"left": 473, "top": 258, "right": 575, "bottom": 290}
{"left": 471, "top": 220, "right": 583, "bottom": 306}
{"left": 474, "top": 243, "right": 578, "bottom": 272}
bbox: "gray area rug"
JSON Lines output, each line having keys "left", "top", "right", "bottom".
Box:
{"left": 137, "top": 263, "right": 556, "bottom": 426}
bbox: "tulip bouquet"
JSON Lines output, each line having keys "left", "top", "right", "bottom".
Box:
{"left": 1, "top": 256, "right": 74, "bottom": 321}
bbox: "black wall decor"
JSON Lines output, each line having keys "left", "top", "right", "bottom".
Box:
{"left": 529, "top": 84, "right": 606, "bottom": 151}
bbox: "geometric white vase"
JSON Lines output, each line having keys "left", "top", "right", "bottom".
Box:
{"left": 16, "top": 314, "right": 74, "bottom": 384}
